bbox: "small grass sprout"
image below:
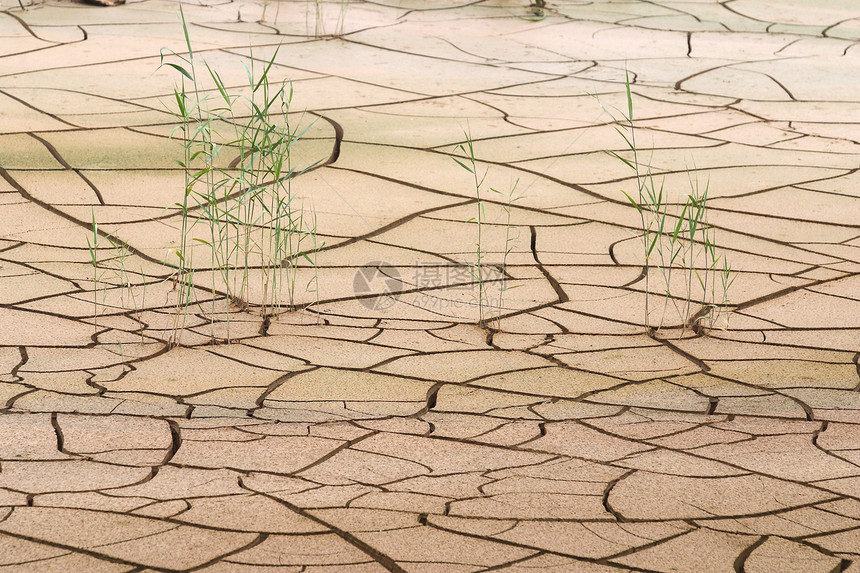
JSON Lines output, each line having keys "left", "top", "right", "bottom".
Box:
{"left": 491, "top": 178, "right": 522, "bottom": 330}
{"left": 86, "top": 209, "right": 102, "bottom": 331}
{"left": 453, "top": 129, "right": 491, "bottom": 326}
{"left": 453, "top": 132, "right": 523, "bottom": 329}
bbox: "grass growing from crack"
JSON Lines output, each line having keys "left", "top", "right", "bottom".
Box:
{"left": 305, "top": 0, "right": 349, "bottom": 37}
{"left": 453, "top": 130, "right": 490, "bottom": 325}
{"left": 683, "top": 174, "right": 736, "bottom": 331}
{"left": 86, "top": 210, "right": 149, "bottom": 349}
{"left": 159, "top": 7, "right": 321, "bottom": 345}
{"left": 86, "top": 209, "right": 102, "bottom": 332}
{"left": 103, "top": 234, "right": 149, "bottom": 345}
{"left": 493, "top": 179, "right": 522, "bottom": 329}
{"left": 599, "top": 71, "right": 736, "bottom": 335}
{"left": 453, "top": 131, "right": 522, "bottom": 329}
{"left": 212, "top": 49, "right": 320, "bottom": 318}
{"left": 260, "top": 0, "right": 348, "bottom": 33}
{"left": 159, "top": 7, "right": 204, "bottom": 346}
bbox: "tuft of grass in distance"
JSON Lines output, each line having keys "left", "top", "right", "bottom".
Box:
{"left": 598, "top": 70, "right": 736, "bottom": 335}
{"left": 307, "top": 0, "right": 349, "bottom": 38}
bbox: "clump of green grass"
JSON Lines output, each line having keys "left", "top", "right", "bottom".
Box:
{"left": 159, "top": 7, "right": 321, "bottom": 345}
{"left": 598, "top": 71, "right": 736, "bottom": 335}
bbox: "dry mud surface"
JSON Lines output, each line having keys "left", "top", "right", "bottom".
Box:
{"left": 1, "top": 0, "right": 860, "bottom": 571}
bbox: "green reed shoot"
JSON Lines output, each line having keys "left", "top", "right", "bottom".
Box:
{"left": 491, "top": 179, "right": 522, "bottom": 329}
{"left": 160, "top": 6, "right": 213, "bottom": 345}
{"left": 453, "top": 130, "right": 490, "bottom": 325}
{"left": 86, "top": 209, "right": 100, "bottom": 330}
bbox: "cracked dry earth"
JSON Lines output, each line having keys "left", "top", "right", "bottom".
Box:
{"left": 1, "top": 0, "right": 860, "bottom": 571}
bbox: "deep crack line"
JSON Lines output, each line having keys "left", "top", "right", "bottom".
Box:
{"left": 239, "top": 477, "right": 407, "bottom": 573}
{"left": 49, "top": 412, "right": 65, "bottom": 455}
